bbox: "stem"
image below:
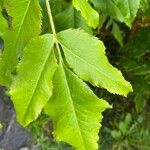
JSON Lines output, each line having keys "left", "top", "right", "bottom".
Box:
{"left": 45, "top": 0, "right": 62, "bottom": 60}
{"left": 45, "top": 0, "right": 56, "bottom": 35}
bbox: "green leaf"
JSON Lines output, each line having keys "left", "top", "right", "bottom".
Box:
{"left": 72, "top": 0, "right": 99, "bottom": 28}
{"left": 145, "top": 74, "right": 150, "bottom": 84}
{"left": 55, "top": 5, "right": 92, "bottom": 34}
{"left": 123, "top": 0, "right": 141, "bottom": 27}
{"left": 90, "top": 0, "right": 102, "bottom": 11}
{"left": 49, "top": 0, "right": 62, "bottom": 15}
{"left": 135, "top": 93, "right": 146, "bottom": 113}
{"left": 111, "top": 130, "right": 122, "bottom": 139}
{"left": 10, "top": 34, "right": 58, "bottom": 126}
{"left": 140, "top": 0, "right": 149, "bottom": 12}
{"left": 127, "top": 27, "right": 150, "bottom": 58}
{"left": 112, "top": 22, "right": 124, "bottom": 46}
{"left": 44, "top": 62, "right": 111, "bottom": 150}
{"left": 0, "top": 6, "right": 7, "bottom": 37}
{"left": 57, "top": 29, "right": 132, "bottom": 96}
{"left": 99, "top": 0, "right": 141, "bottom": 27}
{"left": 98, "top": 0, "right": 125, "bottom": 22}
{"left": 0, "top": 0, "right": 42, "bottom": 86}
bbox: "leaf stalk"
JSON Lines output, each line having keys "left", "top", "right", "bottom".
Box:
{"left": 45, "top": 0, "right": 62, "bottom": 61}
{"left": 45, "top": 0, "right": 56, "bottom": 35}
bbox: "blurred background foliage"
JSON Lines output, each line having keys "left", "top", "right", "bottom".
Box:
{"left": 25, "top": 0, "right": 150, "bottom": 149}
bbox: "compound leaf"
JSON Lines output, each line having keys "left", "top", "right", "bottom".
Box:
{"left": 57, "top": 29, "right": 132, "bottom": 96}
{"left": 72, "top": 0, "right": 99, "bottom": 28}
{"left": 45, "top": 62, "right": 111, "bottom": 150}
{"left": 0, "top": 0, "right": 42, "bottom": 86}
{"left": 10, "top": 34, "right": 58, "bottom": 126}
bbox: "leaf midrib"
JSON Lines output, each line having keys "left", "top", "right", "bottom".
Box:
{"left": 61, "top": 64, "right": 86, "bottom": 150}
{"left": 15, "top": 0, "right": 32, "bottom": 43}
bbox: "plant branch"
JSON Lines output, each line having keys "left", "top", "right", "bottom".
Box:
{"left": 45, "top": 0, "right": 56, "bottom": 35}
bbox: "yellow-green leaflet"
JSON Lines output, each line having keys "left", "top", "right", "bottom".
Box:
{"left": 57, "top": 29, "right": 133, "bottom": 96}
{"left": 44, "top": 62, "right": 111, "bottom": 150}
{"left": 0, "top": 0, "right": 42, "bottom": 86}
{"left": 10, "top": 34, "right": 58, "bottom": 126}
{"left": 72, "top": 0, "right": 99, "bottom": 28}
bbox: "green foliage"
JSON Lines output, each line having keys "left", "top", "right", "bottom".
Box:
{"left": 0, "top": 0, "right": 138, "bottom": 149}
{"left": 99, "top": 20, "right": 150, "bottom": 149}
{"left": 120, "top": 26, "right": 150, "bottom": 113}
{"left": 93, "top": 0, "right": 141, "bottom": 27}
{"left": 111, "top": 113, "right": 132, "bottom": 139}
{"left": 28, "top": 115, "right": 73, "bottom": 150}
{"left": 55, "top": 5, "right": 92, "bottom": 34}
{"left": 72, "top": 0, "right": 99, "bottom": 28}
{"left": 109, "top": 113, "right": 150, "bottom": 149}
{"left": 0, "top": 0, "right": 42, "bottom": 86}
{"left": 111, "top": 22, "right": 124, "bottom": 47}
{"left": 90, "top": 0, "right": 142, "bottom": 46}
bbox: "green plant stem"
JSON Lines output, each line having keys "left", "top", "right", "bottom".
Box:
{"left": 45, "top": 0, "right": 62, "bottom": 61}
{"left": 45, "top": 0, "right": 56, "bottom": 35}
